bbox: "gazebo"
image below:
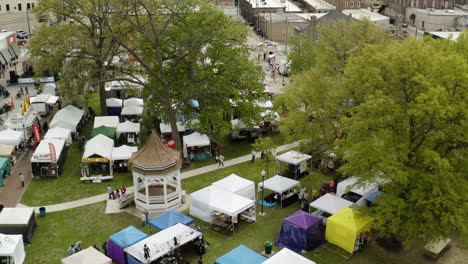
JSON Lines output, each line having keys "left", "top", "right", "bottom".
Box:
{"left": 130, "top": 132, "right": 183, "bottom": 212}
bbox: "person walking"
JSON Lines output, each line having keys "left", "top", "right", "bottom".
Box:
{"left": 251, "top": 149, "right": 256, "bottom": 163}
{"left": 107, "top": 185, "right": 113, "bottom": 200}
{"left": 218, "top": 154, "right": 224, "bottom": 167}
{"left": 19, "top": 172, "right": 25, "bottom": 188}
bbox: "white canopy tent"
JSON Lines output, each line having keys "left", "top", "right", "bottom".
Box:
{"left": 111, "top": 145, "right": 138, "bottom": 161}
{"left": 0, "top": 234, "right": 25, "bottom": 264}
{"left": 125, "top": 223, "right": 202, "bottom": 263}
{"left": 116, "top": 121, "right": 140, "bottom": 134}
{"left": 336, "top": 177, "right": 379, "bottom": 205}
{"left": 260, "top": 110, "right": 280, "bottom": 121}
{"left": 94, "top": 116, "right": 120, "bottom": 129}
{"left": 230, "top": 119, "right": 259, "bottom": 130}
{"left": 105, "top": 98, "right": 123, "bottom": 107}
{"left": 262, "top": 248, "right": 316, "bottom": 264}
{"left": 61, "top": 246, "right": 111, "bottom": 264}
{"left": 49, "top": 120, "right": 76, "bottom": 133}
{"left": 254, "top": 100, "right": 274, "bottom": 109}
{"left": 50, "top": 105, "right": 84, "bottom": 129}
{"left": 276, "top": 151, "right": 312, "bottom": 165}
{"left": 44, "top": 127, "right": 72, "bottom": 146}
{"left": 0, "top": 129, "right": 24, "bottom": 146}
{"left": 160, "top": 122, "right": 185, "bottom": 134}
{"left": 309, "top": 193, "right": 354, "bottom": 215}
{"left": 212, "top": 174, "right": 256, "bottom": 200}
{"left": 190, "top": 186, "right": 256, "bottom": 223}
{"left": 31, "top": 138, "right": 66, "bottom": 163}
{"left": 258, "top": 175, "right": 300, "bottom": 208}
{"left": 182, "top": 132, "right": 210, "bottom": 158}
{"left": 121, "top": 105, "right": 143, "bottom": 116}
{"left": 46, "top": 95, "right": 59, "bottom": 105}
{"left": 82, "top": 134, "right": 114, "bottom": 160}
{"left": 123, "top": 97, "right": 144, "bottom": 106}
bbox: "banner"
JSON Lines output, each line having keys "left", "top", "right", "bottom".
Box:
{"left": 82, "top": 157, "right": 109, "bottom": 163}
{"left": 48, "top": 143, "right": 57, "bottom": 163}
{"left": 164, "top": 139, "right": 176, "bottom": 150}
{"left": 18, "top": 77, "right": 55, "bottom": 84}
{"left": 32, "top": 125, "right": 41, "bottom": 142}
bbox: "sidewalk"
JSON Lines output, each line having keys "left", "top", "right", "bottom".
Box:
{"left": 17, "top": 141, "right": 300, "bottom": 213}
{"left": 0, "top": 152, "right": 32, "bottom": 207}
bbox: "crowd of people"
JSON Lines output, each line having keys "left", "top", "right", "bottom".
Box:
{"left": 298, "top": 180, "right": 336, "bottom": 212}
{"left": 107, "top": 185, "right": 127, "bottom": 200}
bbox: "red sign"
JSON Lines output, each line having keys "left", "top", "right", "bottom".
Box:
{"left": 48, "top": 143, "right": 57, "bottom": 163}
{"left": 165, "top": 139, "right": 176, "bottom": 150}
{"left": 32, "top": 125, "right": 41, "bottom": 142}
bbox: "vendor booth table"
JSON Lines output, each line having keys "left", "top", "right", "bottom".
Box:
{"left": 94, "top": 116, "right": 120, "bottom": 129}
{"left": 0, "top": 234, "right": 25, "bottom": 264}
{"left": 275, "top": 210, "right": 325, "bottom": 253}
{"left": 0, "top": 208, "right": 37, "bottom": 243}
{"left": 44, "top": 127, "right": 72, "bottom": 146}
{"left": 275, "top": 151, "right": 312, "bottom": 180}
{"left": 212, "top": 173, "right": 256, "bottom": 200}
{"left": 0, "top": 157, "right": 11, "bottom": 187}
{"left": 125, "top": 223, "right": 202, "bottom": 264}
{"left": 148, "top": 210, "right": 194, "bottom": 231}
{"left": 31, "top": 138, "right": 66, "bottom": 178}
{"left": 108, "top": 226, "right": 148, "bottom": 264}
{"left": 116, "top": 121, "right": 140, "bottom": 144}
{"left": 183, "top": 132, "right": 211, "bottom": 161}
{"left": 325, "top": 207, "right": 373, "bottom": 254}
{"left": 262, "top": 247, "right": 316, "bottom": 264}
{"left": 215, "top": 245, "right": 266, "bottom": 264}
{"left": 82, "top": 134, "right": 114, "bottom": 178}
{"left": 309, "top": 193, "right": 354, "bottom": 215}
{"left": 0, "top": 129, "right": 24, "bottom": 146}
{"left": 106, "top": 98, "right": 123, "bottom": 116}
{"left": 336, "top": 177, "right": 379, "bottom": 206}
{"left": 61, "top": 246, "right": 111, "bottom": 264}
{"left": 258, "top": 175, "right": 300, "bottom": 208}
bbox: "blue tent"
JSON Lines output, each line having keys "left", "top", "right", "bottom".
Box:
{"left": 148, "top": 210, "right": 194, "bottom": 231}
{"left": 0, "top": 157, "right": 11, "bottom": 187}
{"left": 215, "top": 245, "right": 267, "bottom": 264}
{"left": 108, "top": 226, "right": 148, "bottom": 264}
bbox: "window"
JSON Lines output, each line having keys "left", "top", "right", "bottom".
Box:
{"left": 32, "top": 3, "right": 35, "bottom": 8}
{"left": 18, "top": 4, "right": 22, "bottom": 11}
{"left": 27, "top": 3, "right": 31, "bottom": 10}
{"left": 357, "top": 1, "right": 360, "bottom": 7}
{"left": 345, "top": 1, "right": 348, "bottom": 8}
{"left": 6, "top": 4, "right": 10, "bottom": 11}
{"left": 351, "top": 1, "right": 354, "bottom": 7}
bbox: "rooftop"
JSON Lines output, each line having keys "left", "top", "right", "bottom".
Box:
{"left": 407, "top": 7, "right": 468, "bottom": 16}
{"left": 303, "top": 0, "right": 336, "bottom": 10}
{"left": 246, "top": 0, "right": 302, "bottom": 12}
{"left": 258, "top": 12, "right": 308, "bottom": 23}
{"left": 427, "top": 31, "right": 462, "bottom": 40}
{"left": 295, "top": 12, "right": 328, "bottom": 20}
{"left": 343, "top": 9, "right": 390, "bottom": 22}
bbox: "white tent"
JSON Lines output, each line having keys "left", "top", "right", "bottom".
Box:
{"left": 105, "top": 98, "right": 123, "bottom": 107}
{"left": 111, "top": 145, "right": 138, "bottom": 161}
{"left": 276, "top": 151, "right": 311, "bottom": 165}
{"left": 123, "top": 97, "right": 144, "bottom": 107}
{"left": 125, "top": 223, "right": 202, "bottom": 263}
{"left": 44, "top": 127, "right": 72, "bottom": 146}
{"left": 309, "top": 193, "right": 354, "bottom": 215}
{"left": 254, "top": 100, "right": 274, "bottom": 109}
{"left": 61, "top": 246, "right": 111, "bottom": 264}
{"left": 0, "top": 129, "right": 24, "bottom": 146}
{"left": 336, "top": 177, "right": 379, "bottom": 206}
{"left": 82, "top": 134, "right": 114, "bottom": 160}
{"left": 160, "top": 122, "right": 185, "bottom": 134}
{"left": 93, "top": 116, "right": 120, "bottom": 129}
{"left": 262, "top": 248, "right": 315, "bottom": 264}
{"left": 31, "top": 138, "right": 66, "bottom": 163}
{"left": 49, "top": 120, "right": 76, "bottom": 133}
{"left": 46, "top": 95, "right": 59, "bottom": 105}
{"left": 121, "top": 105, "right": 143, "bottom": 116}
{"left": 190, "top": 186, "right": 256, "bottom": 223}
{"left": 182, "top": 132, "right": 210, "bottom": 157}
{"left": 0, "top": 234, "right": 25, "bottom": 264}
{"left": 260, "top": 110, "right": 280, "bottom": 121}
{"left": 212, "top": 174, "right": 256, "bottom": 200}
{"left": 116, "top": 121, "right": 140, "bottom": 134}
{"left": 50, "top": 105, "right": 84, "bottom": 128}
{"left": 259, "top": 175, "right": 300, "bottom": 194}
{"left": 230, "top": 119, "right": 259, "bottom": 129}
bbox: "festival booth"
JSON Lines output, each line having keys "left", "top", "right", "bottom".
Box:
{"left": 212, "top": 174, "right": 256, "bottom": 200}
{"left": 61, "top": 246, "right": 112, "bottom": 264}
{"left": 0, "top": 208, "right": 37, "bottom": 243}
{"left": 82, "top": 134, "right": 114, "bottom": 176}
{"left": 91, "top": 126, "right": 116, "bottom": 140}
{"left": 116, "top": 121, "right": 140, "bottom": 144}
{"left": 259, "top": 110, "right": 280, "bottom": 134}
{"left": 106, "top": 98, "right": 123, "bottom": 116}
{"left": 275, "top": 151, "right": 312, "bottom": 180}
{"left": 50, "top": 105, "right": 84, "bottom": 134}
{"left": 258, "top": 175, "right": 300, "bottom": 208}
{"left": 123, "top": 98, "right": 144, "bottom": 107}
{"left": 0, "top": 144, "right": 15, "bottom": 172}
{"left": 125, "top": 223, "right": 202, "bottom": 264}
{"left": 30, "top": 93, "right": 52, "bottom": 116}
{"left": 275, "top": 210, "right": 325, "bottom": 253}
{"left": 120, "top": 105, "right": 143, "bottom": 121}
{"left": 336, "top": 177, "right": 379, "bottom": 206}
{"left": 215, "top": 245, "right": 266, "bottom": 264}
{"left": 325, "top": 207, "right": 373, "bottom": 254}
{"left": 0, "top": 158, "right": 11, "bottom": 187}
{"left": 108, "top": 226, "right": 148, "bottom": 264}
{"left": 159, "top": 122, "right": 185, "bottom": 140}
{"left": 230, "top": 119, "right": 260, "bottom": 141}
{"left": 262, "top": 248, "right": 316, "bottom": 264}
{"left": 94, "top": 116, "right": 120, "bottom": 129}
{"left": 49, "top": 120, "right": 77, "bottom": 133}
{"left": 0, "top": 129, "right": 23, "bottom": 146}
{"left": 4, "top": 108, "right": 38, "bottom": 135}
{"left": 182, "top": 132, "right": 211, "bottom": 161}
{"left": 111, "top": 145, "right": 137, "bottom": 173}
{"left": 31, "top": 138, "right": 66, "bottom": 178}
{"left": 254, "top": 100, "right": 274, "bottom": 110}
{"left": 148, "top": 210, "right": 194, "bottom": 231}
{"left": 309, "top": 193, "right": 354, "bottom": 216}
{"left": 0, "top": 234, "right": 25, "bottom": 264}
{"left": 190, "top": 186, "right": 256, "bottom": 233}
{"left": 44, "top": 127, "right": 72, "bottom": 146}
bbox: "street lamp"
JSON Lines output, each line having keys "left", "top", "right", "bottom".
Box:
{"left": 260, "top": 169, "right": 266, "bottom": 216}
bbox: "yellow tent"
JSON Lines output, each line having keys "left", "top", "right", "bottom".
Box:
{"left": 325, "top": 207, "right": 373, "bottom": 253}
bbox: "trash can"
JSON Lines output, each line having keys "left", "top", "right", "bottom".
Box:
{"left": 39, "top": 207, "right": 46, "bottom": 217}
{"left": 264, "top": 241, "right": 272, "bottom": 254}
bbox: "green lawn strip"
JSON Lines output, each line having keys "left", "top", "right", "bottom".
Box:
{"left": 25, "top": 202, "right": 142, "bottom": 264}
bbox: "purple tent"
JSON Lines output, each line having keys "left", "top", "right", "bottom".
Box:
{"left": 108, "top": 226, "right": 148, "bottom": 264}
{"left": 275, "top": 210, "right": 325, "bottom": 252}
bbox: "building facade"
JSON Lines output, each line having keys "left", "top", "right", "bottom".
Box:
{"left": 0, "top": 1, "right": 37, "bottom": 13}
{"left": 0, "top": 31, "right": 22, "bottom": 85}
{"left": 384, "top": 0, "right": 455, "bottom": 17}
{"left": 323, "top": 0, "right": 362, "bottom": 9}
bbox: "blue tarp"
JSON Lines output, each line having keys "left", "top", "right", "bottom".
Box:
{"left": 148, "top": 210, "right": 194, "bottom": 231}
{"left": 366, "top": 191, "right": 383, "bottom": 204}
{"left": 109, "top": 225, "right": 148, "bottom": 248}
{"left": 215, "top": 245, "right": 267, "bottom": 264}
{"left": 127, "top": 253, "right": 141, "bottom": 264}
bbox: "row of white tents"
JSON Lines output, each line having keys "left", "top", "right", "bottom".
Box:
{"left": 106, "top": 97, "right": 144, "bottom": 116}
{"left": 49, "top": 105, "right": 84, "bottom": 134}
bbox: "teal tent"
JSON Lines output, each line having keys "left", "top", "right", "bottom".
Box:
{"left": 0, "top": 157, "right": 11, "bottom": 187}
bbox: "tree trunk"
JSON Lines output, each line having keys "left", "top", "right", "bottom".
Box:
{"left": 98, "top": 81, "right": 107, "bottom": 115}
{"left": 168, "top": 106, "right": 182, "bottom": 152}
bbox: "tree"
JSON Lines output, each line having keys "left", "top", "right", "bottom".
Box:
{"left": 337, "top": 37, "right": 468, "bottom": 245}
{"left": 252, "top": 137, "right": 277, "bottom": 178}
{"left": 287, "top": 33, "right": 318, "bottom": 75}
{"left": 105, "top": 0, "right": 265, "bottom": 149}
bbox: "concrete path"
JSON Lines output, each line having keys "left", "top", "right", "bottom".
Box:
{"left": 17, "top": 141, "right": 300, "bottom": 213}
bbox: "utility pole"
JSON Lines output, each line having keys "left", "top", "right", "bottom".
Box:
{"left": 26, "top": 7, "right": 31, "bottom": 37}
{"left": 285, "top": 14, "right": 288, "bottom": 53}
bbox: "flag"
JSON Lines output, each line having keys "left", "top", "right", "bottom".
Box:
{"left": 9, "top": 97, "right": 14, "bottom": 109}
{"left": 25, "top": 96, "right": 30, "bottom": 110}
{"left": 26, "top": 93, "right": 30, "bottom": 105}
{"left": 21, "top": 101, "right": 26, "bottom": 116}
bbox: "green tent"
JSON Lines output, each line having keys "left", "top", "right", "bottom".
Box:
{"left": 91, "top": 126, "right": 116, "bottom": 139}
{"left": 0, "top": 157, "right": 11, "bottom": 187}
